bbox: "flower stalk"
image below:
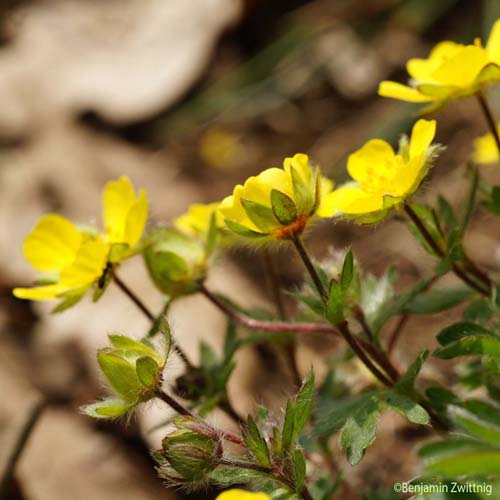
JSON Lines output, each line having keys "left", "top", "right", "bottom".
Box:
{"left": 476, "top": 92, "right": 500, "bottom": 160}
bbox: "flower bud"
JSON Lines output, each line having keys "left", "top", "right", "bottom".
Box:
{"left": 144, "top": 228, "right": 207, "bottom": 297}
{"left": 158, "top": 418, "right": 221, "bottom": 482}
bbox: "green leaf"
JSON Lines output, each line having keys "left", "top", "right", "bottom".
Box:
{"left": 207, "top": 465, "right": 271, "bottom": 486}
{"left": 437, "top": 195, "right": 458, "bottom": 234}
{"left": 418, "top": 438, "right": 492, "bottom": 461}
{"left": 271, "top": 189, "right": 298, "bottom": 225}
{"left": 372, "top": 275, "right": 437, "bottom": 334}
{"left": 395, "top": 350, "right": 428, "bottom": 394}
{"left": 292, "top": 449, "right": 306, "bottom": 493}
{"left": 241, "top": 198, "right": 278, "bottom": 232}
{"left": 81, "top": 398, "right": 132, "bottom": 419}
{"left": 450, "top": 402, "right": 500, "bottom": 445}
{"left": 52, "top": 292, "right": 85, "bottom": 313}
{"left": 97, "top": 350, "right": 141, "bottom": 403}
{"left": 340, "top": 406, "right": 380, "bottom": 465}
{"left": 425, "top": 450, "right": 500, "bottom": 476}
{"left": 434, "top": 337, "right": 500, "bottom": 359}
{"left": 136, "top": 356, "right": 159, "bottom": 388}
{"left": 200, "top": 342, "right": 219, "bottom": 370}
{"left": 340, "top": 250, "right": 354, "bottom": 291}
{"left": 436, "top": 322, "right": 495, "bottom": 346}
{"left": 291, "top": 290, "right": 324, "bottom": 317}
{"left": 385, "top": 391, "right": 429, "bottom": 425}
{"left": 281, "top": 399, "right": 296, "bottom": 452}
{"left": 316, "top": 392, "right": 380, "bottom": 436}
{"left": 403, "top": 286, "right": 473, "bottom": 314}
{"left": 316, "top": 391, "right": 381, "bottom": 464}
{"left": 463, "top": 298, "right": 494, "bottom": 323}
{"left": 292, "top": 373, "right": 315, "bottom": 443}
{"left": 407, "top": 203, "right": 444, "bottom": 257}
{"left": 327, "top": 280, "right": 344, "bottom": 324}
{"left": 484, "top": 185, "right": 500, "bottom": 216}
{"left": 244, "top": 416, "right": 271, "bottom": 467}
{"left": 425, "top": 387, "right": 459, "bottom": 412}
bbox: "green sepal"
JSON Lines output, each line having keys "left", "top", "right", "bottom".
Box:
{"left": 81, "top": 398, "right": 132, "bottom": 419}
{"left": 241, "top": 198, "right": 279, "bottom": 232}
{"left": 271, "top": 189, "right": 298, "bottom": 226}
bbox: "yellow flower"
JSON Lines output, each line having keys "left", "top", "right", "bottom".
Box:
{"left": 199, "top": 128, "right": 242, "bottom": 170}
{"left": 102, "top": 176, "right": 149, "bottom": 261}
{"left": 318, "top": 119, "right": 439, "bottom": 222}
{"left": 174, "top": 202, "right": 223, "bottom": 238}
{"left": 473, "top": 125, "right": 500, "bottom": 164}
{"left": 378, "top": 20, "right": 500, "bottom": 112}
{"left": 13, "top": 214, "right": 109, "bottom": 303}
{"left": 13, "top": 176, "right": 148, "bottom": 307}
{"left": 216, "top": 490, "right": 271, "bottom": 500}
{"left": 219, "top": 153, "right": 333, "bottom": 240}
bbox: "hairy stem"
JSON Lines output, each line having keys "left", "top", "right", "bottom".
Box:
{"left": 477, "top": 92, "right": 500, "bottom": 160}
{"left": 290, "top": 234, "right": 328, "bottom": 304}
{"left": 337, "top": 322, "right": 394, "bottom": 387}
{"left": 113, "top": 273, "right": 194, "bottom": 369}
{"left": 156, "top": 389, "right": 244, "bottom": 445}
{"left": 263, "top": 249, "right": 301, "bottom": 388}
{"left": 199, "top": 284, "right": 340, "bottom": 336}
{"left": 403, "top": 205, "right": 490, "bottom": 296}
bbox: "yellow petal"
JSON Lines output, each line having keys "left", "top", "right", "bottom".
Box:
{"left": 378, "top": 81, "right": 433, "bottom": 102}
{"left": 216, "top": 491, "right": 270, "bottom": 500}
{"left": 175, "top": 202, "right": 221, "bottom": 236}
{"left": 486, "top": 19, "right": 500, "bottom": 62}
{"left": 243, "top": 167, "right": 293, "bottom": 205}
{"left": 283, "top": 153, "right": 312, "bottom": 184}
{"left": 102, "top": 176, "right": 136, "bottom": 243}
{"left": 60, "top": 241, "right": 109, "bottom": 288}
{"left": 407, "top": 41, "right": 462, "bottom": 82}
{"left": 432, "top": 45, "right": 489, "bottom": 87}
{"left": 473, "top": 128, "right": 500, "bottom": 164}
{"left": 409, "top": 119, "right": 436, "bottom": 159}
{"left": 347, "top": 139, "right": 395, "bottom": 185}
{"left": 393, "top": 155, "right": 428, "bottom": 198}
{"left": 318, "top": 183, "right": 384, "bottom": 216}
{"left": 22, "top": 214, "right": 82, "bottom": 272}
{"left": 13, "top": 283, "right": 68, "bottom": 300}
{"left": 218, "top": 189, "right": 260, "bottom": 233}
{"left": 124, "top": 189, "right": 149, "bottom": 248}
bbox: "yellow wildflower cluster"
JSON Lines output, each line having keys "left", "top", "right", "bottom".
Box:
{"left": 14, "top": 176, "right": 148, "bottom": 306}
{"left": 379, "top": 20, "right": 500, "bottom": 112}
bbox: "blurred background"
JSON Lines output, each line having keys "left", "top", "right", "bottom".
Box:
{"left": 1, "top": 0, "right": 500, "bottom": 499}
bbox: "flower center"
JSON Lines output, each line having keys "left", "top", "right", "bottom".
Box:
{"left": 360, "top": 156, "right": 403, "bottom": 196}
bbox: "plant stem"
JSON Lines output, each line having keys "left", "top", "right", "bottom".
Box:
{"left": 0, "top": 395, "right": 45, "bottom": 497}
{"left": 403, "top": 205, "right": 490, "bottom": 296}
{"left": 290, "top": 234, "right": 328, "bottom": 304}
{"left": 263, "top": 249, "right": 302, "bottom": 388}
{"left": 156, "top": 389, "right": 244, "bottom": 445}
{"left": 114, "top": 273, "right": 155, "bottom": 321}
{"left": 113, "top": 273, "right": 194, "bottom": 369}
{"left": 217, "top": 457, "right": 272, "bottom": 474}
{"left": 337, "top": 322, "right": 394, "bottom": 387}
{"left": 288, "top": 236, "right": 396, "bottom": 387}
{"left": 199, "top": 284, "right": 340, "bottom": 336}
{"left": 477, "top": 92, "right": 500, "bottom": 160}
{"left": 387, "top": 313, "right": 410, "bottom": 355}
